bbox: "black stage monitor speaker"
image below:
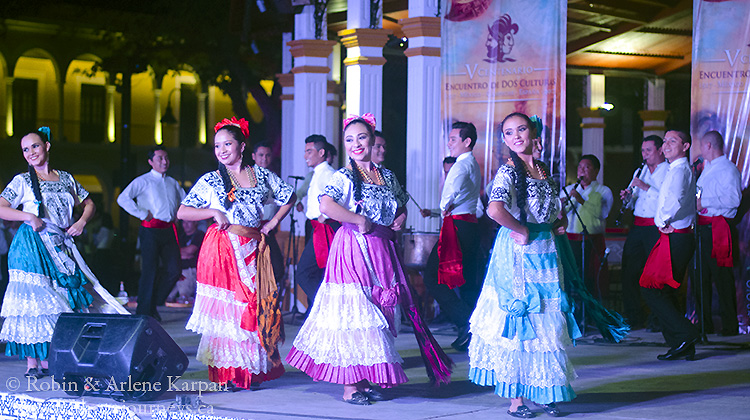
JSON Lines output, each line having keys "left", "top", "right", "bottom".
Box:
{"left": 49, "top": 313, "right": 189, "bottom": 401}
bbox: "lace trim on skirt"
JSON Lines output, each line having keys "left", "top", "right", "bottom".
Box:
{"left": 468, "top": 333, "right": 576, "bottom": 390}
{"left": 0, "top": 270, "right": 72, "bottom": 317}
{"left": 196, "top": 334, "right": 269, "bottom": 372}
{"left": 287, "top": 346, "right": 408, "bottom": 387}
{"left": 0, "top": 314, "right": 62, "bottom": 344}
{"left": 186, "top": 283, "right": 255, "bottom": 340}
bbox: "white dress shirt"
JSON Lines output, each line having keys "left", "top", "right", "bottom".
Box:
{"left": 562, "top": 181, "right": 613, "bottom": 235}
{"left": 697, "top": 155, "right": 742, "bottom": 218}
{"left": 440, "top": 152, "right": 481, "bottom": 216}
{"left": 295, "top": 171, "right": 313, "bottom": 205}
{"left": 117, "top": 169, "right": 185, "bottom": 223}
{"left": 655, "top": 157, "right": 695, "bottom": 229}
{"left": 306, "top": 161, "right": 336, "bottom": 220}
{"left": 631, "top": 161, "right": 669, "bottom": 218}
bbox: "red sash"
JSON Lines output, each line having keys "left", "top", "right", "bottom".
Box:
{"left": 311, "top": 219, "right": 336, "bottom": 268}
{"left": 437, "top": 213, "right": 478, "bottom": 289}
{"left": 698, "top": 215, "right": 733, "bottom": 267}
{"left": 141, "top": 218, "right": 178, "bottom": 243}
{"left": 634, "top": 217, "right": 655, "bottom": 227}
{"left": 639, "top": 227, "right": 693, "bottom": 289}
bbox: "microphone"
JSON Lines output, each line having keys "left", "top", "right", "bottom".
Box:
{"left": 288, "top": 175, "right": 306, "bottom": 180}
{"left": 691, "top": 157, "right": 704, "bottom": 169}
{"left": 572, "top": 177, "right": 582, "bottom": 190}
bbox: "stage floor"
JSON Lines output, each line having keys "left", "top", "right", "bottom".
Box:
{"left": 0, "top": 306, "right": 748, "bottom": 420}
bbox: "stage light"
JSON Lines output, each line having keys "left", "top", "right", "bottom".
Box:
{"left": 600, "top": 103, "right": 615, "bottom": 111}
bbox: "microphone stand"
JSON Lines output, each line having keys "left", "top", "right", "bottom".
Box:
{"left": 561, "top": 182, "right": 592, "bottom": 335}
{"left": 283, "top": 176, "right": 303, "bottom": 324}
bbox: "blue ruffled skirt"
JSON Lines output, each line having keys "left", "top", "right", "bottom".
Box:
{"left": 468, "top": 224, "right": 579, "bottom": 404}
{"left": 0, "top": 224, "right": 93, "bottom": 360}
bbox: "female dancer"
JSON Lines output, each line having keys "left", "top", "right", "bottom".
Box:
{"left": 0, "top": 128, "right": 128, "bottom": 378}
{"left": 177, "top": 117, "right": 294, "bottom": 389}
{"left": 287, "top": 114, "right": 452, "bottom": 405}
{"left": 469, "top": 113, "right": 579, "bottom": 418}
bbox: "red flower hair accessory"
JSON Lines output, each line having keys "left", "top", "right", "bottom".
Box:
{"left": 214, "top": 117, "right": 250, "bottom": 139}
{"left": 343, "top": 113, "right": 377, "bottom": 130}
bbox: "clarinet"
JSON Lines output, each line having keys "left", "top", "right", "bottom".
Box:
{"left": 615, "top": 160, "right": 646, "bottom": 226}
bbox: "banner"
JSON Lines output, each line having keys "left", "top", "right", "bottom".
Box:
{"left": 691, "top": 0, "right": 750, "bottom": 333}
{"left": 442, "top": 0, "right": 567, "bottom": 189}
{"left": 691, "top": 0, "right": 750, "bottom": 185}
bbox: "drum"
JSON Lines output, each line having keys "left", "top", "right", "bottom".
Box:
{"left": 400, "top": 231, "right": 439, "bottom": 270}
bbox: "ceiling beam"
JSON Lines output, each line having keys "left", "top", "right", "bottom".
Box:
{"left": 567, "top": 22, "right": 640, "bottom": 54}
{"left": 585, "top": 0, "right": 662, "bottom": 15}
{"left": 585, "top": 49, "right": 685, "bottom": 59}
{"left": 567, "top": 0, "right": 692, "bottom": 55}
{"left": 653, "top": 51, "right": 692, "bottom": 75}
{"left": 568, "top": 4, "right": 649, "bottom": 24}
{"left": 568, "top": 18, "right": 612, "bottom": 32}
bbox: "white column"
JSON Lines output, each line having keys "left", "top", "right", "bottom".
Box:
{"left": 339, "top": 29, "right": 391, "bottom": 127}
{"left": 5, "top": 77, "right": 13, "bottom": 137}
{"left": 106, "top": 84, "right": 116, "bottom": 142}
{"left": 198, "top": 90, "right": 207, "bottom": 145}
{"left": 288, "top": 5, "right": 335, "bottom": 187}
{"left": 639, "top": 78, "right": 669, "bottom": 139}
{"left": 154, "top": 88, "right": 163, "bottom": 144}
{"left": 580, "top": 74, "right": 606, "bottom": 184}
{"left": 401, "top": 4, "right": 442, "bottom": 232}
{"left": 277, "top": 73, "right": 295, "bottom": 182}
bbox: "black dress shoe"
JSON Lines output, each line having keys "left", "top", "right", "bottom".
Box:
{"left": 451, "top": 327, "right": 471, "bottom": 352}
{"left": 657, "top": 338, "right": 697, "bottom": 361}
{"left": 362, "top": 388, "right": 384, "bottom": 401}
{"left": 535, "top": 402, "right": 560, "bottom": 417}
{"left": 507, "top": 405, "right": 534, "bottom": 418}
{"left": 343, "top": 391, "right": 371, "bottom": 405}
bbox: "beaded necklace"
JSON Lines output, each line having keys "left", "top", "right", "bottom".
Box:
{"left": 508, "top": 158, "right": 546, "bottom": 180}
{"left": 34, "top": 169, "right": 57, "bottom": 182}
{"left": 227, "top": 166, "right": 257, "bottom": 189}
{"left": 355, "top": 164, "right": 384, "bottom": 186}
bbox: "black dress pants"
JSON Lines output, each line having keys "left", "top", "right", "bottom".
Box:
{"left": 641, "top": 231, "right": 699, "bottom": 348}
{"left": 621, "top": 224, "right": 661, "bottom": 326}
{"left": 296, "top": 220, "right": 340, "bottom": 305}
{"left": 692, "top": 224, "right": 738, "bottom": 334}
{"left": 423, "top": 219, "right": 482, "bottom": 330}
{"left": 137, "top": 226, "right": 181, "bottom": 317}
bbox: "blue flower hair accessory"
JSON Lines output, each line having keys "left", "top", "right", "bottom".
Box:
{"left": 529, "top": 115, "right": 543, "bottom": 139}
{"left": 37, "top": 126, "right": 52, "bottom": 142}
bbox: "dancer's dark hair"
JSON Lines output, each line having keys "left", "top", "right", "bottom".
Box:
{"left": 344, "top": 118, "right": 376, "bottom": 214}
{"left": 500, "top": 112, "right": 536, "bottom": 225}
{"left": 26, "top": 127, "right": 52, "bottom": 218}
{"left": 215, "top": 125, "right": 252, "bottom": 210}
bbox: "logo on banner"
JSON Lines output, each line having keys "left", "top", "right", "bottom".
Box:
{"left": 445, "top": 0, "right": 492, "bottom": 22}
{"left": 485, "top": 14, "right": 518, "bottom": 63}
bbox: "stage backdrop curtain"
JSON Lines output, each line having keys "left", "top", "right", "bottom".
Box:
{"left": 691, "top": 0, "right": 750, "bottom": 333}
{"left": 441, "top": 0, "right": 567, "bottom": 189}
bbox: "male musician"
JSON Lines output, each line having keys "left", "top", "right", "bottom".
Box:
{"left": 422, "top": 121, "right": 482, "bottom": 352}
{"left": 695, "top": 131, "right": 741, "bottom": 336}
{"left": 372, "top": 130, "right": 387, "bottom": 165}
{"left": 561, "top": 155, "right": 613, "bottom": 294}
{"left": 619, "top": 135, "right": 669, "bottom": 328}
{"left": 640, "top": 130, "right": 699, "bottom": 361}
{"left": 253, "top": 141, "right": 286, "bottom": 288}
{"left": 296, "top": 135, "right": 338, "bottom": 304}
{"left": 117, "top": 146, "right": 185, "bottom": 321}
